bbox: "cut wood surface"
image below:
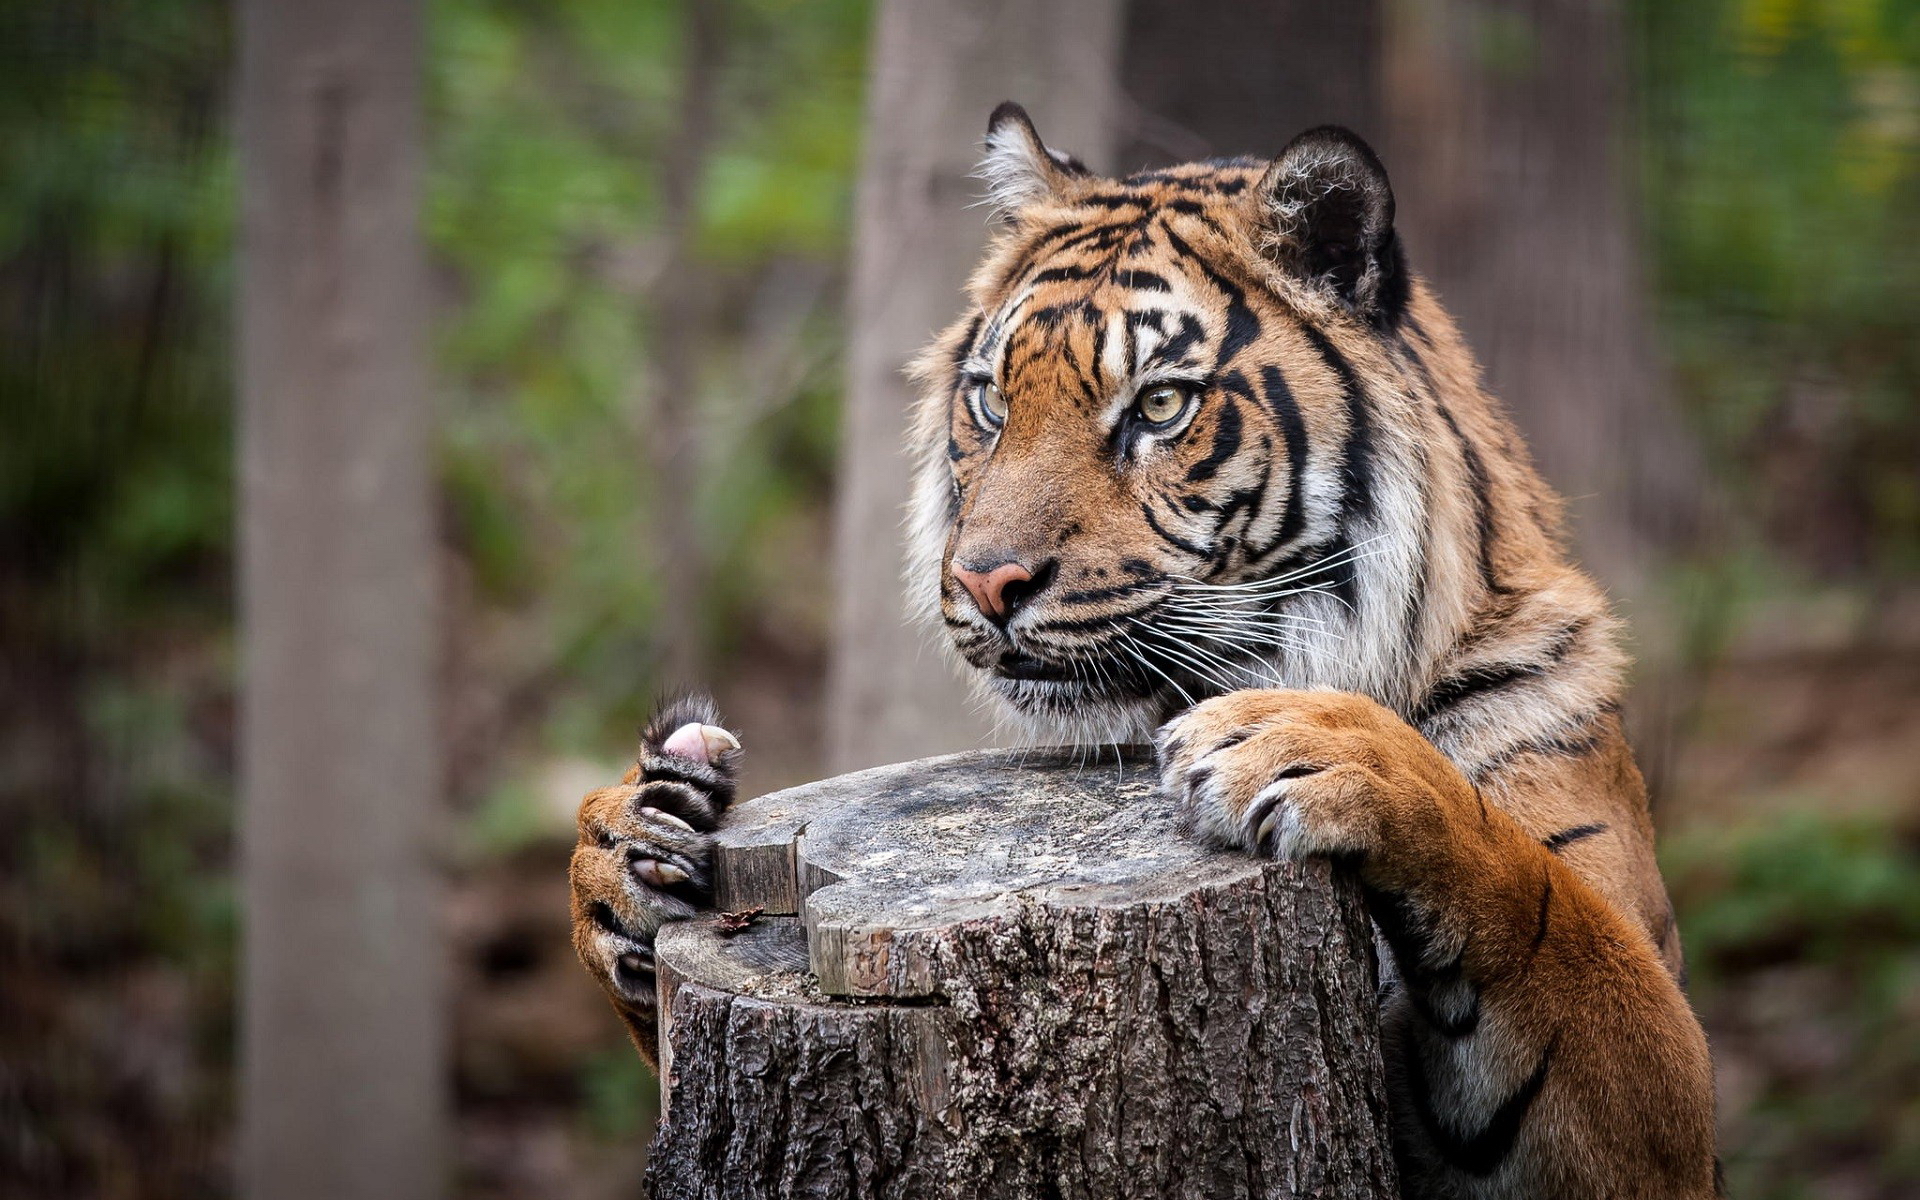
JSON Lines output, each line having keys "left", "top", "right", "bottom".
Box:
{"left": 645, "top": 750, "right": 1397, "bottom": 1200}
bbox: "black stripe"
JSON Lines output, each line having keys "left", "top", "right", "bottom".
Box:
{"left": 1298, "top": 323, "right": 1375, "bottom": 523}
{"left": 950, "top": 313, "right": 984, "bottom": 374}
{"left": 1024, "top": 606, "right": 1156, "bottom": 635}
{"left": 1473, "top": 709, "right": 1615, "bottom": 778}
{"left": 1210, "top": 728, "right": 1255, "bottom": 753}
{"left": 1148, "top": 312, "right": 1205, "bottom": 368}
{"left": 1530, "top": 872, "right": 1554, "bottom": 953}
{"left": 1258, "top": 366, "right": 1310, "bottom": 554}
{"left": 1363, "top": 883, "right": 1453, "bottom": 977}
{"left": 639, "top": 758, "right": 730, "bottom": 801}
{"left": 1113, "top": 268, "right": 1170, "bottom": 292}
{"left": 1185, "top": 396, "right": 1243, "bottom": 483}
{"left": 1158, "top": 222, "right": 1259, "bottom": 368}
{"left": 1058, "top": 582, "right": 1150, "bottom": 606}
{"left": 1076, "top": 191, "right": 1149, "bottom": 210}
{"left": 1220, "top": 452, "right": 1273, "bottom": 552}
{"left": 1404, "top": 1035, "right": 1557, "bottom": 1178}
{"left": 1435, "top": 399, "right": 1511, "bottom": 598}
{"left": 1542, "top": 822, "right": 1609, "bottom": 853}
{"left": 1367, "top": 882, "right": 1482, "bottom": 1038}
{"left": 1415, "top": 661, "right": 1544, "bottom": 721}
{"left": 995, "top": 219, "right": 1126, "bottom": 290}
{"left": 1140, "top": 501, "right": 1210, "bottom": 558}
{"left": 1021, "top": 301, "right": 1078, "bottom": 329}
{"left": 1414, "top": 619, "right": 1591, "bottom": 724}
{"left": 1063, "top": 318, "right": 1101, "bottom": 408}
{"left": 1030, "top": 264, "right": 1101, "bottom": 284}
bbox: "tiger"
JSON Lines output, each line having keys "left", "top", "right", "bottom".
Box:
{"left": 568, "top": 102, "right": 1720, "bottom": 1198}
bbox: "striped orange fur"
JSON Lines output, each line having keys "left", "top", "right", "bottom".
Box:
{"left": 900, "top": 103, "right": 1719, "bottom": 1198}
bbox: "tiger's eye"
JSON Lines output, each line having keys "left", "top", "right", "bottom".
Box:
{"left": 980, "top": 382, "right": 1008, "bottom": 424}
{"left": 1136, "top": 384, "right": 1187, "bottom": 425}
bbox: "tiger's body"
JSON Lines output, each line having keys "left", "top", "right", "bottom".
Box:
{"left": 569, "top": 105, "right": 1719, "bottom": 1198}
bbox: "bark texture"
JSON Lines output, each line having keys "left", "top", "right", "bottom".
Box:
{"left": 645, "top": 751, "right": 1396, "bottom": 1199}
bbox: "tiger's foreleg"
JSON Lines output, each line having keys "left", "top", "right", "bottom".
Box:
{"left": 568, "top": 695, "right": 744, "bottom": 1066}
{"left": 1157, "top": 688, "right": 1717, "bottom": 1200}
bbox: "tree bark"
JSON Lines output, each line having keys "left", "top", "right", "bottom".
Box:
{"left": 644, "top": 750, "right": 1396, "bottom": 1199}
{"left": 827, "top": 0, "right": 1125, "bottom": 772}
{"left": 236, "top": 1, "right": 442, "bottom": 1196}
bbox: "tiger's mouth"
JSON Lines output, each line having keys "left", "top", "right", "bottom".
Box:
{"left": 992, "top": 650, "right": 1074, "bottom": 682}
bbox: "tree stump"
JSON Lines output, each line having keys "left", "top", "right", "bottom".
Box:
{"left": 644, "top": 749, "right": 1397, "bottom": 1200}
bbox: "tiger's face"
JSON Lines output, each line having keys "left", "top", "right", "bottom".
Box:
{"left": 910, "top": 105, "right": 1410, "bottom": 741}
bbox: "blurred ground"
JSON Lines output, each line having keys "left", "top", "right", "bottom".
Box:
{"left": 1663, "top": 600, "right": 1920, "bottom": 1199}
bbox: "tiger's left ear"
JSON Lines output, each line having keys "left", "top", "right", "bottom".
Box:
{"left": 977, "top": 101, "right": 1091, "bottom": 219}
{"left": 1254, "top": 127, "right": 1405, "bottom": 321}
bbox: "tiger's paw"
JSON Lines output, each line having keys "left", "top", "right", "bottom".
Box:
{"left": 1155, "top": 688, "right": 1468, "bottom": 866}
{"left": 569, "top": 695, "right": 742, "bottom": 1052}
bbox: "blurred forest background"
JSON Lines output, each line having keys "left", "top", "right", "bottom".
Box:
{"left": 3, "top": 0, "right": 1918, "bottom": 1197}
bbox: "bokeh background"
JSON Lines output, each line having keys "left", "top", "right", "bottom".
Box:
{"left": 4, "top": 0, "right": 1918, "bottom": 1197}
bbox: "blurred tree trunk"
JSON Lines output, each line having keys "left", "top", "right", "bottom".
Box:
{"left": 1380, "top": 0, "right": 1709, "bottom": 576}
{"left": 647, "top": 0, "right": 725, "bottom": 687}
{"left": 1117, "top": 0, "right": 1380, "bottom": 168}
{"left": 1381, "top": 0, "right": 1711, "bottom": 792}
{"left": 828, "top": 0, "right": 1125, "bottom": 771}
{"left": 236, "top": 1, "right": 443, "bottom": 1197}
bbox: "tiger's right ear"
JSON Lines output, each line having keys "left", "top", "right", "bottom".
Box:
{"left": 1253, "top": 126, "right": 1403, "bottom": 321}
{"left": 977, "top": 102, "right": 1089, "bottom": 219}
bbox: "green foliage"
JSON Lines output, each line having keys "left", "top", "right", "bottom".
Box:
{"left": 431, "top": 0, "right": 868, "bottom": 754}
{"left": 0, "top": 4, "right": 237, "bottom": 1191}
{"left": 577, "top": 1047, "right": 662, "bottom": 1142}
{"left": 0, "top": 0, "right": 233, "bottom": 633}
{"left": 1638, "top": 0, "right": 1920, "bottom": 574}
{"left": 1666, "top": 812, "right": 1920, "bottom": 1197}
{"left": 1666, "top": 811, "right": 1920, "bottom": 977}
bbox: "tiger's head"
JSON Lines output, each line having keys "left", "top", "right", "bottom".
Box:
{"left": 908, "top": 103, "right": 1485, "bottom": 743}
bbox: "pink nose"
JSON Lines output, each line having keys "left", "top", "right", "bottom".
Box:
{"left": 952, "top": 560, "right": 1035, "bottom": 623}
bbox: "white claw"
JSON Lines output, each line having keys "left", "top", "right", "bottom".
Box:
{"left": 639, "top": 806, "right": 696, "bottom": 833}
{"left": 662, "top": 721, "right": 741, "bottom": 764}
{"left": 634, "top": 859, "right": 691, "bottom": 888}
{"left": 1254, "top": 810, "right": 1280, "bottom": 848}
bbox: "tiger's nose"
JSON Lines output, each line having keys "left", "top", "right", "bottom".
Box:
{"left": 952, "top": 558, "right": 1051, "bottom": 624}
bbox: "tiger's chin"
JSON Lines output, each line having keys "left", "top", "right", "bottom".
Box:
{"left": 975, "top": 670, "right": 1170, "bottom": 746}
